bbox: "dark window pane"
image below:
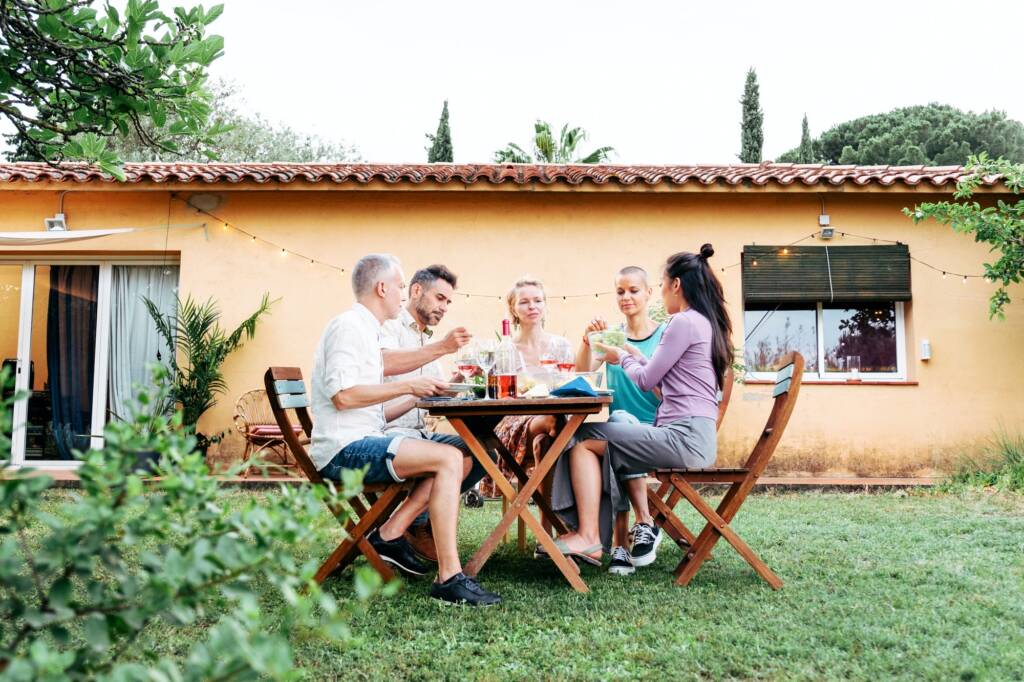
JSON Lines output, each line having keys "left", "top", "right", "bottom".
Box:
{"left": 823, "top": 303, "right": 898, "bottom": 373}
{"left": 743, "top": 305, "right": 818, "bottom": 372}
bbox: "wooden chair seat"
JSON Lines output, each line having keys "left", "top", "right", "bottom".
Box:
{"left": 264, "top": 367, "right": 413, "bottom": 584}
{"left": 648, "top": 353, "right": 804, "bottom": 589}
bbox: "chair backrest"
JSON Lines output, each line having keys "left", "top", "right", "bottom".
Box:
{"left": 742, "top": 352, "right": 804, "bottom": 477}
{"left": 263, "top": 367, "right": 322, "bottom": 484}
{"left": 234, "top": 389, "right": 276, "bottom": 433}
{"left": 716, "top": 366, "right": 735, "bottom": 430}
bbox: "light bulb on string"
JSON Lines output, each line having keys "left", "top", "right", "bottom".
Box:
{"left": 942, "top": 272, "right": 947, "bottom": 280}
{"left": 752, "top": 259, "right": 758, "bottom": 267}
{"left": 280, "top": 249, "right": 287, "bottom": 257}
{"left": 962, "top": 275, "right": 968, "bottom": 284}
{"left": 781, "top": 248, "right": 789, "bottom": 255}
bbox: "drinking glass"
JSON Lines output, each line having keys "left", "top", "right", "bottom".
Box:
{"left": 476, "top": 340, "right": 497, "bottom": 399}
{"left": 556, "top": 340, "right": 576, "bottom": 375}
{"left": 455, "top": 345, "right": 478, "bottom": 380}
{"left": 846, "top": 355, "right": 862, "bottom": 381}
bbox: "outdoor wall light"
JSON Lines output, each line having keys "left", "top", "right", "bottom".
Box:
{"left": 920, "top": 339, "right": 932, "bottom": 361}
{"left": 44, "top": 213, "right": 68, "bottom": 231}
{"left": 186, "top": 193, "right": 222, "bottom": 213}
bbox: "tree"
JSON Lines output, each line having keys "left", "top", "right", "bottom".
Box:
{"left": 7, "top": 80, "right": 360, "bottom": 164}
{"left": 425, "top": 100, "right": 453, "bottom": 162}
{"left": 494, "top": 120, "right": 614, "bottom": 164}
{"left": 908, "top": 154, "right": 1024, "bottom": 318}
{"left": 798, "top": 114, "right": 814, "bottom": 162}
{"left": 739, "top": 68, "right": 763, "bottom": 163}
{"left": 779, "top": 104, "right": 1024, "bottom": 166}
{"left": 0, "top": 0, "right": 227, "bottom": 178}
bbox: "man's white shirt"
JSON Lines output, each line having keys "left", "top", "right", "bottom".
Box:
{"left": 309, "top": 303, "right": 387, "bottom": 471}
{"left": 381, "top": 306, "right": 443, "bottom": 434}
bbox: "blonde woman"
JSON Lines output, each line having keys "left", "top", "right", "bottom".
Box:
{"left": 487, "top": 277, "right": 572, "bottom": 492}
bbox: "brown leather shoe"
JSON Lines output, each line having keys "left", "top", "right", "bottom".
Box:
{"left": 404, "top": 522, "right": 438, "bottom": 563}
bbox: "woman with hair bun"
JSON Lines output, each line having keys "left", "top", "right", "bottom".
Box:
{"left": 546, "top": 244, "right": 734, "bottom": 575}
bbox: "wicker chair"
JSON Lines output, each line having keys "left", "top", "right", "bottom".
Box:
{"left": 233, "top": 389, "right": 306, "bottom": 476}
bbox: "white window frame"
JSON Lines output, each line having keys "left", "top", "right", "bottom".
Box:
{"left": 744, "top": 301, "right": 907, "bottom": 383}
{"left": 3, "top": 256, "right": 179, "bottom": 469}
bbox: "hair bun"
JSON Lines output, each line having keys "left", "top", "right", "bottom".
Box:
{"left": 699, "top": 243, "right": 715, "bottom": 260}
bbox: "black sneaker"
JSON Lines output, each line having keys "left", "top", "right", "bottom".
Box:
{"left": 368, "top": 528, "right": 430, "bottom": 577}
{"left": 430, "top": 572, "right": 502, "bottom": 606}
{"left": 607, "top": 546, "right": 635, "bottom": 576}
{"left": 629, "top": 522, "right": 663, "bottom": 567}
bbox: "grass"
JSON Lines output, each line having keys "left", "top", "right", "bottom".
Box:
{"left": 942, "top": 430, "right": 1024, "bottom": 494}
{"left": 33, "top": 489, "right": 1024, "bottom": 680}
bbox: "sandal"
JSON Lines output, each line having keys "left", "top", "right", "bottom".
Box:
{"left": 536, "top": 538, "right": 603, "bottom": 567}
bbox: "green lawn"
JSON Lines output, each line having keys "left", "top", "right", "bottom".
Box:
{"left": 51, "top": 489, "right": 1024, "bottom": 679}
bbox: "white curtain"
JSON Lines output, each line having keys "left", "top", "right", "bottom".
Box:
{"left": 108, "top": 266, "right": 179, "bottom": 421}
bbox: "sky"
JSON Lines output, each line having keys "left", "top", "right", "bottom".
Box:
{"left": 202, "top": 0, "right": 1024, "bottom": 164}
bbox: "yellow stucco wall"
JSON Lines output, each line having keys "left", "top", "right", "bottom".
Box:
{"left": 2, "top": 185, "right": 1021, "bottom": 475}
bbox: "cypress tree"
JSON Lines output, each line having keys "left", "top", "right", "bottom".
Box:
{"left": 798, "top": 114, "right": 813, "bottom": 163}
{"left": 426, "top": 100, "right": 454, "bottom": 162}
{"left": 739, "top": 68, "right": 763, "bottom": 163}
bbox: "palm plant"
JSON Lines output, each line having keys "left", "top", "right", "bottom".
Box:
{"left": 494, "top": 120, "right": 614, "bottom": 164}
{"left": 144, "top": 292, "right": 276, "bottom": 452}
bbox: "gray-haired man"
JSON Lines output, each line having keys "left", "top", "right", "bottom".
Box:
{"left": 309, "top": 253, "right": 500, "bottom": 606}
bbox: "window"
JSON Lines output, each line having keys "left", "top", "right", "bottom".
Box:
{"left": 741, "top": 245, "right": 910, "bottom": 382}
{"left": 744, "top": 302, "right": 906, "bottom": 381}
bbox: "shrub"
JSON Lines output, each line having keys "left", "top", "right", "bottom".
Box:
{"left": 941, "top": 429, "right": 1024, "bottom": 493}
{"left": 0, "top": 367, "right": 384, "bottom": 680}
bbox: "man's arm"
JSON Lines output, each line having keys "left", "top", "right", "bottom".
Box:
{"left": 383, "top": 395, "right": 417, "bottom": 422}
{"left": 331, "top": 376, "right": 448, "bottom": 411}
{"left": 382, "top": 326, "right": 472, "bottom": 376}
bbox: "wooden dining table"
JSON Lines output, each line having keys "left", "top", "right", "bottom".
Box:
{"left": 416, "top": 395, "right": 611, "bottom": 593}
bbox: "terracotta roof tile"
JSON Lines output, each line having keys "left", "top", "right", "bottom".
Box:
{"left": 0, "top": 161, "right": 999, "bottom": 189}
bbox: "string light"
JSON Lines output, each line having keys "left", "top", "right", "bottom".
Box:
{"left": 963, "top": 275, "right": 968, "bottom": 284}
{"left": 942, "top": 272, "right": 947, "bottom": 279}
{"left": 280, "top": 248, "right": 287, "bottom": 257}
{"left": 781, "top": 247, "right": 789, "bottom": 255}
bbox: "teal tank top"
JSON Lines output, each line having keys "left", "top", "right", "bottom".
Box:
{"left": 606, "top": 324, "right": 665, "bottom": 424}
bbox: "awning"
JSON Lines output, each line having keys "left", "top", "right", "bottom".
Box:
{"left": 742, "top": 244, "right": 912, "bottom": 303}
{"left": 0, "top": 223, "right": 206, "bottom": 246}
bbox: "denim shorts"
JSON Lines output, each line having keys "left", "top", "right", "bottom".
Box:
{"left": 319, "top": 435, "right": 408, "bottom": 484}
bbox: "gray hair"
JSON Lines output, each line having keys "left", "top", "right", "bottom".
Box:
{"left": 352, "top": 253, "right": 401, "bottom": 298}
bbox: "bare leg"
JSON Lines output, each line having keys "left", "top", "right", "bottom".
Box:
{"left": 554, "top": 439, "right": 607, "bottom": 559}
{"left": 386, "top": 440, "right": 466, "bottom": 582}
{"left": 379, "top": 456, "right": 474, "bottom": 536}
{"left": 625, "top": 477, "right": 654, "bottom": 526}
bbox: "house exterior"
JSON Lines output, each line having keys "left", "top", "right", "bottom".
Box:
{"left": 0, "top": 161, "right": 1020, "bottom": 477}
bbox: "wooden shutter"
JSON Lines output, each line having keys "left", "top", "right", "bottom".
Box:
{"left": 742, "top": 244, "right": 911, "bottom": 303}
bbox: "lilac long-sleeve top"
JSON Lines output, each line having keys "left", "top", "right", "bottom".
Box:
{"left": 619, "top": 309, "right": 719, "bottom": 425}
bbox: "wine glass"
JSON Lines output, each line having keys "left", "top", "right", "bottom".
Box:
{"left": 455, "top": 344, "right": 478, "bottom": 381}
{"left": 556, "top": 340, "right": 576, "bottom": 376}
{"left": 476, "top": 340, "right": 497, "bottom": 399}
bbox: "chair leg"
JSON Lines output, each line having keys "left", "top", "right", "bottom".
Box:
{"left": 314, "top": 485, "right": 406, "bottom": 584}
{"left": 240, "top": 439, "right": 253, "bottom": 479}
{"left": 670, "top": 476, "right": 782, "bottom": 589}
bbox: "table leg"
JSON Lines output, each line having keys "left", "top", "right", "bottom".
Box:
{"left": 450, "top": 414, "right": 590, "bottom": 593}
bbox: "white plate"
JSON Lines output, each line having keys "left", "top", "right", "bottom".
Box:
{"left": 446, "top": 383, "right": 479, "bottom": 391}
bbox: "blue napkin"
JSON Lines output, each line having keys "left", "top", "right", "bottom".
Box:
{"left": 551, "top": 377, "right": 599, "bottom": 397}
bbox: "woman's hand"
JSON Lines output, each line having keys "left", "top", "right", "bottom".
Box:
{"left": 622, "top": 342, "right": 643, "bottom": 359}
{"left": 594, "top": 342, "right": 622, "bottom": 364}
{"left": 582, "top": 316, "right": 608, "bottom": 345}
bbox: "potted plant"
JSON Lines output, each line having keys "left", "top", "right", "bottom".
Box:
{"left": 144, "top": 292, "right": 276, "bottom": 455}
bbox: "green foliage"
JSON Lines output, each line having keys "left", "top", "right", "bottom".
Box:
{"left": 494, "top": 120, "right": 614, "bottom": 164}
{"left": 739, "top": 68, "right": 763, "bottom": 163}
{"left": 778, "top": 104, "right": 1024, "bottom": 166}
{"left": 0, "top": 0, "right": 227, "bottom": 178}
{"left": 425, "top": 100, "right": 453, "bottom": 163}
{"left": 0, "top": 367, "right": 384, "bottom": 680}
{"left": 941, "top": 429, "right": 1024, "bottom": 493}
{"left": 797, "top": 114, "right": 814, "bottom": 163}
{"left": 143, "top": 293, "right": 276, "bottom": 452}
{"left": 907, "top": 154, "right": 1024, "bottom": 318}
{"left": 98, "top": 80, "right": 360, "bottom": 163}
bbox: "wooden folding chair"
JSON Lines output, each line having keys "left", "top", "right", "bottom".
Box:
{"left": 615, "top": 367, "right": 735, "bottom": 544}
{"left": 264, "top": 367, "right": 414, "bottom": 584}
{"left": 650, "top": 352, "right": 803, "bottom": 588}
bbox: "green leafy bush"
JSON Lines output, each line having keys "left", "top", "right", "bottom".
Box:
{"left": 942, "top": 429, "right": 1024, "bottom": 494}
{"left": 0, "top": 367, "right": 384, "bottom": 680}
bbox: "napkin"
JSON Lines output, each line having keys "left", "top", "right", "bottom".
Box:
{"left": 550, "top": 377, "right": 599, "bottom": 398}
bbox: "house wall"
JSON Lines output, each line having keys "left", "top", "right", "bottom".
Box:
{"left": 1, "top": 186, "right": 1021, "bottom": 475}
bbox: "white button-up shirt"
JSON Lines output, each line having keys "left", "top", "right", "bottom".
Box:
{"left": 309, "top": 303, "right": 387, "bottom": 471}
{"left": 381, "top": 306, "right": 443, "bottom": 433}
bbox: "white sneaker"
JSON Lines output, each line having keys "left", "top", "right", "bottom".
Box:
{"left": 608, "top": 546, "right": 635, "bottom": 576}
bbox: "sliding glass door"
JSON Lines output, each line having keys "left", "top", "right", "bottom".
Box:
{"left": 3, "top": 260, "right": 178, "bottom": 468}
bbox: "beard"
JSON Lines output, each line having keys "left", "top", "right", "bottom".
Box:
{"left": 414, "top": 300, "right": 442, "bottom": 327}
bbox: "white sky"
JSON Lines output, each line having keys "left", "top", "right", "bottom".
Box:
{"left": 205, "top": 0, "right": 1024, "bottom": 164}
